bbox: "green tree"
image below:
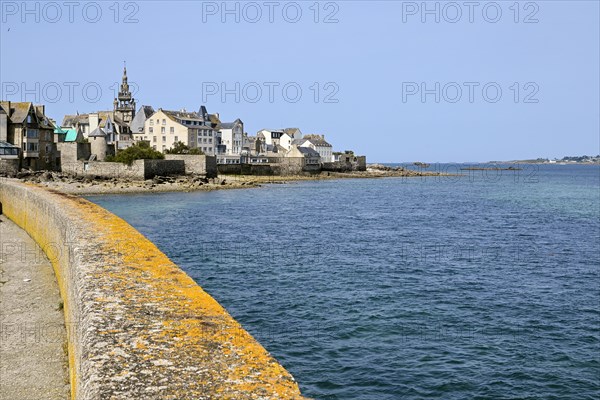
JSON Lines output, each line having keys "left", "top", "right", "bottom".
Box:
{"left": 165, "top": 141, "right": 204, "bottom": 155}
{"left": 106, "top": 141, "right": 164, "bottom": 165}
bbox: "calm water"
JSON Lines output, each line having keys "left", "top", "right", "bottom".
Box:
{"left": 88, "top": 164, "right": 600, "bottom": 399}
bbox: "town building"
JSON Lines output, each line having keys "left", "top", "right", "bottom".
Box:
{"left": 0, "top": 101, "right": 57, "bottom": 170}
{"left": 299, "top": 134, "right": 334, "bottom": 162}
{"left": 137, "top": 107, "right": 221, "bottom": 154}
{"left": 130, "top": 105, "right": 155, "bottom": 135}
{"left": 216, "top": 118, "right": 246, "bottom": 164}
{"left": 257, "top": 129, "right": 285, "bottom": 147}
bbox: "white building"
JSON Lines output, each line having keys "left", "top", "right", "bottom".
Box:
{"left": 299, "top": 134, "right": 334, "bottom": 162}
{"left": 217, "top": 118, "right": 246, "bottom": 163}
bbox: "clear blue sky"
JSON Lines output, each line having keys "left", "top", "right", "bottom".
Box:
{"left": 1, "top": 1, "right": 598, "bottom": 162}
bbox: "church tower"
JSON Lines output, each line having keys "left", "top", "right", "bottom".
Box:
{"left": 114, "top": 64, "right": 136, "bottom": 125}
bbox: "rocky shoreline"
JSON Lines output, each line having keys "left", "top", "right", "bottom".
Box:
{"left": 3, "top": 164, "right": 450, "bottom": 195}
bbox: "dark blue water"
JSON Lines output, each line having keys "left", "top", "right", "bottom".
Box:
{"left": 88, "top": 164, "right": 600, "bottom": 399}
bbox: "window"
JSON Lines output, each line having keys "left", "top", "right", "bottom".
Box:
{"left": 170, "top": 127, "right": 174, "bottom": 134}
{"left": 162, "top": 136, "right": 166, "bottom": 142}
{"left": 25, "top": 129, "right": 39, "bottom": 138}
{"left": 161, "top": 127, "right": 165, "bottom": 134}
{"left": 174, "top": 136, "right": 178, "bottom": 142}
{"left": 144, "top": 136, "right": 148, "bottom": 140}
{"left": 27, "top": 115, "right": 32, "bottom": 123}
{"left": 150, "top": 119, "right": 154, "bottom": 125}
{"left": 162, "top": 119, "right": 166, "bottom": 125}
{"left": 153, "top": 136, "right": 157, "bottom": 142}
{"left": 153, "top": 145, "right": 157, "bottom": 150}
{"left": 162, "top": 145, "right": 166, "bottom": 150}
{"left": 149, "top": 127, "right": 153, "bottom": 133}
{"left": 208, "top": 138, "right": 212, "bottom": 144}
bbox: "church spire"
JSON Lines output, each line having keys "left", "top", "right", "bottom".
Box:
{"left": 114, "top": 63, "right": 136, "bottom": 125}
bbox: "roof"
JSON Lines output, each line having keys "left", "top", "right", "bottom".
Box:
{"left": 62, "top": 111, "right": 125, "bottom": 128}
{"left": 64, "top": 129, "right": 79, "bottom": 142}
{"left": 89, "top": 127, "right": 106, "bottom": 137}
{"left": 0, "top": 101, "right": 30, "bottom": 123}
{"left": 220, "top": 122, "right": 235, "bottom": 129}
{"left": 0, "top": 140, "right": 19, "bottom": 149}
{"left": 130, "top": 105, "right": 154, "bottom": 132}
{"left": 283, "top": 128, "right": 302, "bottom": 137}
{"left": 297, "top": 147, "right": 320, "bottom": 156}
{"left": 303, "top": 134, "right": 332, "bottom": 147}
{"left": 140, "top": 105, "right": 155, "bottom": 118}
{"left": 0, "top": 102, "right": 53, "bottom": 130}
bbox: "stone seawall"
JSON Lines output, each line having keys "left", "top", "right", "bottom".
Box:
{"left": 61, "top": 159, "right": 185, "bottom": 180}
{"left": 0, "top": 179, "right": 305, "bottom": 400}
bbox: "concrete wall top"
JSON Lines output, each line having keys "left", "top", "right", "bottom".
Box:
{"left": 0, "top": 180, "right": 305, "bottom": 400}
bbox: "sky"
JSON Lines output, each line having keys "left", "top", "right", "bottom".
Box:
{"left": 1, "top": 0, "right": 598, "bottom": 162}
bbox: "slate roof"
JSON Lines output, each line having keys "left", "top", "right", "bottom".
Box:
{"left": 220, "top": 122, "right": 235, "bottom": 129}
{"left": 303, "top": 134, "right": 332, "bottom": 147}
{"left": 89, "top": 127, "right": 106, "bottom": 137}
{"left": 297, "top": 147, "right": 320, "bottom": 157}
{"left": 62, "top": 111, "right": 125, "bottom": 129}
{"left": 130, "top": 105, "right": 154, "bottom": 132}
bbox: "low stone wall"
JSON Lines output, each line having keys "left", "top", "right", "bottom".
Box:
{"left": 218, "top": 158, "right": 320, "bottom": 176}
{"left": 0, "top": 159, "right": 19, "bottom": 175}
{"left": 0, "top": 180, "right": 305, "bottom": 400}
{"left": 143, "top": 159, "right": 185, "bottom": 179}
{"left": 61, "top": 159, "right": 185, "bottom": 181}
{"left": 164, "top": 154, "right": 217, "bottom": 178}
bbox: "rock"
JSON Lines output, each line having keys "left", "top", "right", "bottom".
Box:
{"left": 41, "top": 172, "right": 54, "bottom": 182}
{"left": 16, "top": 171, "right": 31, "bottom": 179}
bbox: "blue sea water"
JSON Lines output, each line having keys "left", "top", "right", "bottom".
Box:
{"left": 88, "top": 164, "right": 600, "bottom": 399}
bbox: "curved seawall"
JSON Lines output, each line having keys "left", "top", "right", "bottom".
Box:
{"left": 0, "top": 180, "right": 305, "bottom": 399}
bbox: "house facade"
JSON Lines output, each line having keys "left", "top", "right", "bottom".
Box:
{"left": 300, "top": 134, "right": 334, "bottom": 163}
{"left": 257, "top": 129, "right": 285, "bottom": 147}
{"left": 138, "top": 108, "right": 220, "bottom": 154}
{"left": 216, "top": 118, "right": 246, "bottom": 163}
{"left": 0, "top": 101, "right": 56, "bottom": 170}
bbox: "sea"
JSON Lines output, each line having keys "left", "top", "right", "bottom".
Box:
{"left": 87, "top": 164, "right": 600, "bottom": 399}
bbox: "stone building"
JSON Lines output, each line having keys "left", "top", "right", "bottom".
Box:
{"left": 89, "top": 127, "right": 109, "bottom": 161}
{"left": 0, "top": 101, "right": 57, "bottom": 170}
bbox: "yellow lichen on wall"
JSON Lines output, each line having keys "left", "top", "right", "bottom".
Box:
{"left": 0, "top": 181, "right": 306, "bottom": 399}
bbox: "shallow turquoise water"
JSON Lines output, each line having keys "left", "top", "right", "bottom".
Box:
{"left": 88, "top": 164, "right": 600, "bottom": 399}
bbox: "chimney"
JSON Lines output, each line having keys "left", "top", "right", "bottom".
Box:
{"left": 35, "top": 104, "right": 45, "bottom": 116}
{"left": 89, "top": 113, "right": 99, "bottom": 131}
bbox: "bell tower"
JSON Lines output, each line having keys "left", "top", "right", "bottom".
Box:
{"left": 114, "top": 62, "right": 136, "bottom": 125}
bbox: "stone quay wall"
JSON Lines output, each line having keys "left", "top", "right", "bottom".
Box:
{"left": 0, "top": 180, "right": 305, "bottom": 400}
